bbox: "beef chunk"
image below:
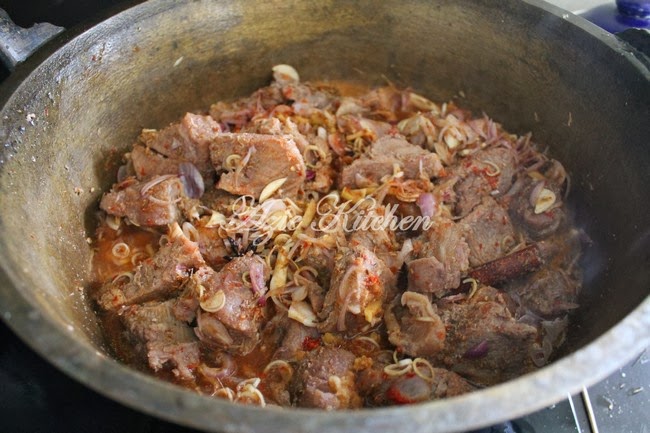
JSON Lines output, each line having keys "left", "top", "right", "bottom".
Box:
{"left": 385, "top": 369, "right": 473, "bottom": 405}
{"left": 121, "top": 300, "right": 199, "bottom": 380}
{"left": 319, "top": 245, "right": 392, "bottom": 334}
{"left": 356, "top": 351, "right": 472, "bottom": 406}
{"left": 385, "top": 375, "right": 432, "bottom": 405}
{"left": 210, "top": 133, "right": 306, "bottom": 199}
{"left": 508, "top": 268, "right": 580, "bottom": 317}
{"left": 248, "top": 115, "right": 336, "bottom": 193}
{"left": 384, "top": 292, "right": 446, "bottom": 357}
{"left": 292, "top": 347, "right": 361, "bottom": 409}
{"left": 407, "top": 217, "right": 469, "bottom": 297}
{"left": 193, "top": 255, "right": 270, "bottom": 355}
{"left": 430, "top": 368, "right": 475, "bottom": 398}
{"left": 130, "top": 144, "right": 183, "bottom": 179}
{"left": 195, "top": 223, "right": 230, "bottom": 270}
{"left": 95, "top": 223, "right": 204, "bottom": 310}
{"left": 336, "top": 115, "right": 393, "bottom": 143}
{"left": 272, "top": 318, "right": 321, "bottom": 361}
{"left": 340, "top": 136, "right": 444, "bottom": 188}
{"left": 434, "top": 286, "right": 539, "bottom": 385}
{"left": 508, "top": 179, "right": 565, "bottom": 240}
{"left": 452, "top": 147, "right": 517, "bottom": 216}
{"left": 100, "top": 175, "right": 185, "bottom": 227}
{"left": 209, "top": 86, "right": 284, "bottom": 129}
{"left": 172, "top": 280, "right": 200, "bottom": 324}
{"left": 139, "top": 113, "right": 221, "bottom": 174}
{"left": 460, "top": 196, "right": 516, "bottom": 267}
{"left": 348, "top": 211, "right": 401, "bottom": 274}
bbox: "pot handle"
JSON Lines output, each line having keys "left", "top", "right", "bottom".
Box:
{"left": 0, "top": 8, "right": 64, "bottom": 71}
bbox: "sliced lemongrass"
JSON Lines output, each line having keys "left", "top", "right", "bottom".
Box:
{"left": 111, "top": 242, "right": 130, "bottom": 259}
{"left": 412, "top": 358, "right": 436, "bottom": 382}
{"left": 534, "top": 188, "right": 557, "bottom": 214}
{"left": 483, "top": 160, "right": 501, "bottom": 176}
{"left": 200, "top": 289, "right": 226, "bottom": 313}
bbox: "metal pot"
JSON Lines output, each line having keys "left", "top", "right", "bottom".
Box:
{"left": 0, "top": 1, "right": 648, "bottom": 432}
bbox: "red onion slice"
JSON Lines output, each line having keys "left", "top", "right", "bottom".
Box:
{"left": 117, "top": 164, "right": 128, "bottom": 183}
{"left": 463, "top": 339, "right": 489, "bottom": 359}
{"left": 416, "top": 192, "right": 436, "bottom": 218}
{"left": 250, "top": 260, "right": 267, "bottom": 297}
{"left": 529, "top": 180, "right": 546, "bottom": 207}
{"left": 178, "top": 162, "right": 205, "bottom": 199}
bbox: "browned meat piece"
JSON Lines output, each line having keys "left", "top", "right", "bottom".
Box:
{"left": 210, "top": 86, "right": 284, "bottom": 129}
{"left": 139, "top": 113, "right": 221, "bottom": 173}
{"left": 319, "top": 246, "right": 392, "bottom": 334}
{"left": 348, "top": 213, "right": 400, "bottom": 274}
{"left": 193, "top": 255, "right": 270, "bottom": 355}
{"left": 508, "top": 268, "right": 580, "bottom": 317}
{"left": 195, "top": 223, "right": 230, "bottom": 270}
{"left": 281, "top": 83, "right": 337, "bottom": 111}
{"left": 356, "top": 351, "right": 473, "bottom": 406}
{"left": 130, "top": 144, "right": 182, "bottom": 179}
{"left": 434, "top": 287, "right": 539, "bottom": 385}
{"left": 172, "top": 279, "right": 200, "bottom": 323}
{"left": 95, "top": 223, "right": 204, "bottom": 310}
{"left": 430, "top": 368, "right": 475, "bottom": 398}
{"left": 100, "top": 175, "right": 185, "bottom": 227}
{"left": 359, "top": 87, "right": 404, "bottom": 120}
{"left": 355, "top": 351, "right": 392, "bottom": 406}
{"left": 384, "top": 292, "right": 446, "bottom": 357}
{"left": 407, "top": 217, "right": 469, "bottom": 297}
{"left": 336, "top": 115, "right": 394, "bottom": 143}
{"left": 508, "top": 179, "right": 566, "bottom": 239}
{"left": 200, "top": 186, "right": 239, "bottom": 213}
{"left": 354, "top": 86, "right": 439, "bottom": 122}
{"left": 244, "top": 115, "right": 335, "bottom": 193}
{"left": 272, "top": 318, "right": 321, "bottom": 361}
{"left": 121, "top": 300, "right": 200, "bottom": 381}
{"left": 210, "top": 133, "right": 306, "bottom": 199}
{"left": 460, "top": 196, "right": 516, "bottom": 267}
{"left": 291, "top": 347, "right": 361, "bottom": 409}
{"left": 468, "top": 244, "right": 544, "bottom": 287}
{"left": 129, "top": 145, "right": 209, "bottom": 200}
{"left": 340, "top": 136, "right": 444, "bottom": 188}
{"left": 452, "top": 146, "right": 517, "bottom": 216}
{"left": 385, "top": 369, "right": 473, "bottom": 405}
{"left": 385, "top": 375, "right": 433, "bottom": 405}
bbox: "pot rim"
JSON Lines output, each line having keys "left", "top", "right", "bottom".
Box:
{"left": 0, "top": 0, "right": 648, "bottom": 432}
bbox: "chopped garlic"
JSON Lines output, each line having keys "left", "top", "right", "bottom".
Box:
{"left": 288, "top": 300, "right": 318, "bottom": 327}
{"left": 444, "top": 132, "right": 460, "bottom": 149}
{"left": 259, "top": 177, "right": 287, "bottom": 202}
{"left": 272, "top": 64, "right": 300, "bottom": 83}
{"left": 534, "top": 188, "right": 556, "bottom": 214}
{"left": 409, "top": 92, "right": 440, "bottom": 113}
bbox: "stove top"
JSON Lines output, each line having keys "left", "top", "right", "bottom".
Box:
{"left": 0, "top": 1, "right": 648, "bottom": 432}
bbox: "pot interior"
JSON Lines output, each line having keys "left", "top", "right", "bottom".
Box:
{"left": 0, "top": 0, "right": 648, "bottom": 431}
